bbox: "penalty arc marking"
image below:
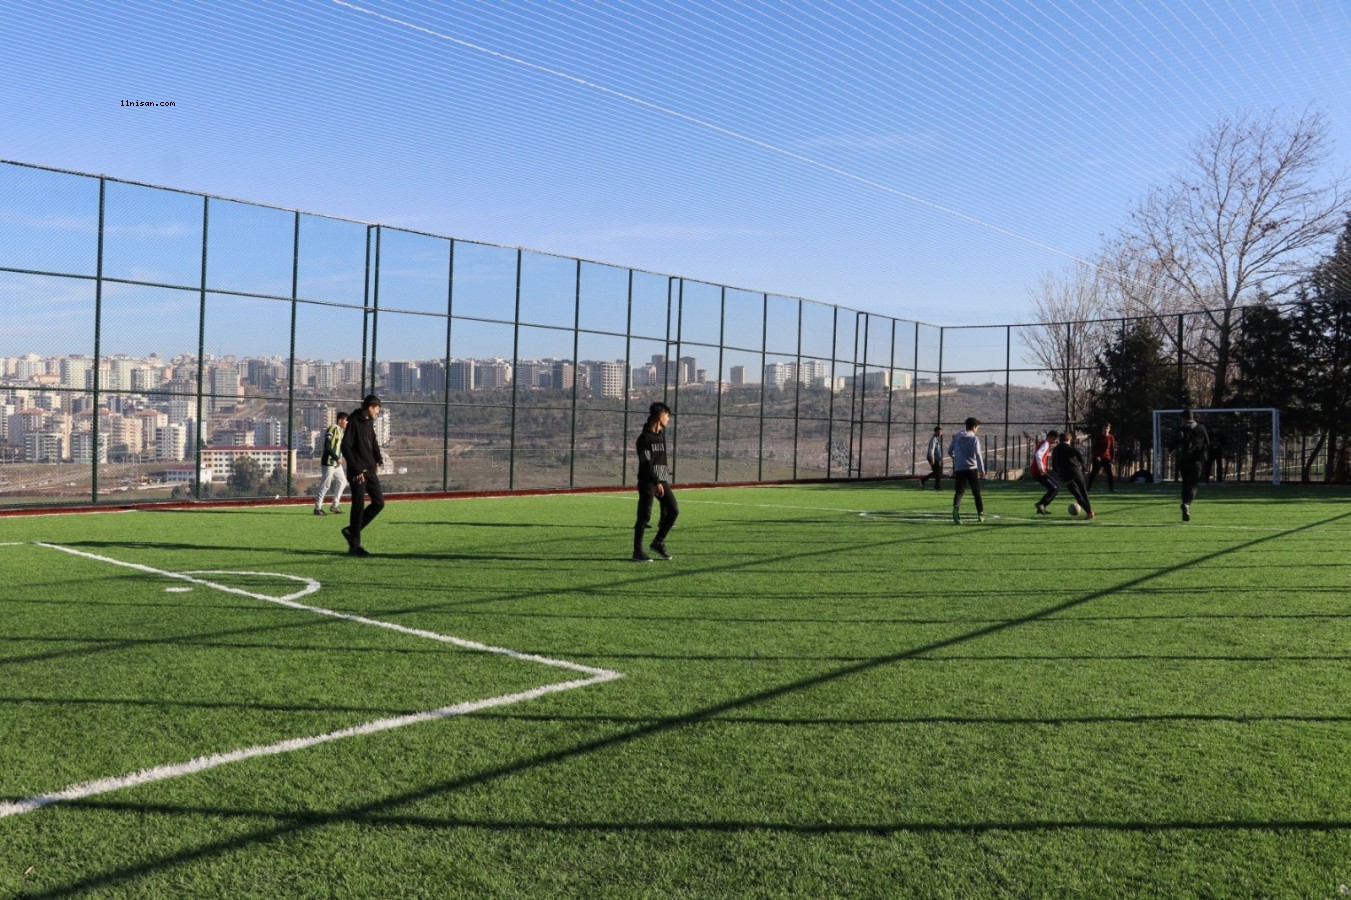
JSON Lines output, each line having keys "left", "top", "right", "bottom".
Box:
{"left": 0, "top": 543, "right": 624, "bottom": 819}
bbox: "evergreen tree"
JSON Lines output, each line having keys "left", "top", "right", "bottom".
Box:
{"left": 1088, "top": 320, "right": 1174, "bottom": 460}
{"left": 228, "top": 456, "right": 264, "bottom": 495}
{"left": 1299, "top": 215, "right": 1351, "bottom": 481}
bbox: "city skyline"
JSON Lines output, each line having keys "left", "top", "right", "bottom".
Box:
{"left": 2, "top": 345, "right": 934, "bottom": 468}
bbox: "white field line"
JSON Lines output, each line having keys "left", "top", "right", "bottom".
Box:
{"left": 0, "top": 544, "right": 624, "bottom": 819}
{"left": 0, "top": 675, "right": 610, "bottom": 820}
{"left": 37, "top": 545, "right": 615, "bottom": 678}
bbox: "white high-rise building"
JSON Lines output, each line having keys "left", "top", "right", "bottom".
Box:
{"left": 164, "top": 399, "right": 194, "bottom": 427}
{"left": 133, "top": 410, "right": 168, "bottom": 452}
{"left": 70, "top": 431, "right": 108, "bottom": 464}
{"left": 254, "top": 418, "right": 284, "bottom": 446}
{"left": 476, "top": 359, "right": 512, "bottom": 390}
{"left": 156, "top": 423, "right": 188, "bottom": 461}
{"left": 207, "top": 364, "right": 241, "bottom": 412}
{"left": 584, "top": 361, "right": 626, "bottom": 399}
{"left": 60, "top": 357, "right": 94, "bottom": 390}
{"left": 449, "top": 359, "right": 476, "bottom": 391}
{"left": 23, "top": 431, "right": 64, "bottom": 462}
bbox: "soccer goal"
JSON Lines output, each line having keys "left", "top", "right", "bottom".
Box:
{"left": 1152, "top": 408, "right": 1282, "bottom": 485}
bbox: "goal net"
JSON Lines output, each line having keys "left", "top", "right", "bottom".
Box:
{"left": 1151, "top": 408, "right": 1282, "bottom": 485}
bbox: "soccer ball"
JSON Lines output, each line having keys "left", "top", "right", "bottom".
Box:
{"left": 1067, "top": 502, "right": 1080, "bottom": 516}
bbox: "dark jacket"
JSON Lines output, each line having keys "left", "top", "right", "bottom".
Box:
{"left": 1051, "top": 441, "right": 1086, "bottom": 479}
{"left": 1175, "top": 420, "right": 1210, "bottom": 467}
{"left": 1090, "top": 432, "right": 1116, "bottom": 461}
{"left": 636, "top": 425, "right": 671, "bottom": 486}
{"left": 341, "top": 407, "right": 383, "bottom": 479}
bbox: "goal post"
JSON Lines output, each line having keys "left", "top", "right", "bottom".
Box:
{"left": 1152, "top": 408, "right": 1282, "bottom": 485}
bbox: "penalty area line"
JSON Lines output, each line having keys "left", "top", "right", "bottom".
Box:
{"left": 35, "top": 543, "right": 616, "bottom": 678}
{"left": 0, "top": 675, "right": 613, "bottom": 820}
{"left": 0, "top": 543, "right": 624, "bottom": 820}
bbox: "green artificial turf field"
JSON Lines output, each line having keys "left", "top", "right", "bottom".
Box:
{"left": 2, "top": 481, "right": 1349, "bottom": 897}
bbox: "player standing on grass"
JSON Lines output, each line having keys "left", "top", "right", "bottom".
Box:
{"left": 949, "top": 417, "right": 986, "bottom": 524}
{"left": 314, "top": 412, "right": 348, "bottom": 516}
{"left": 1174, "top": 408, "right": 1210, "bottom": 522}
{"left": 1030, "top": 429, "right": 1059, "bottom": 515}
{"left": 633, "top": 401, "right": 678, "bottom": 562}
{"left": 340, "top": 395, "right": 384, "bottom": 557}
{"left": 1051, "top": 430, "right": 1095, "bottom": 519}
{"left": 1087, "top": 422, "right": 1117, "bottom": 492}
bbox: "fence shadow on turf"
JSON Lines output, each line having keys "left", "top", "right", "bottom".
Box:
{"left": 25, "top": 509, "right": 1351, "bottom": 896}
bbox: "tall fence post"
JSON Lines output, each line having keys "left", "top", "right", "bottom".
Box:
{"left": 91, "top": 177, "right": 106, "bottom": 503}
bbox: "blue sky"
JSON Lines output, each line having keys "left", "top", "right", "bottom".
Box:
{"left": 2, "top": 0, "right": 1349, "bottom": 331}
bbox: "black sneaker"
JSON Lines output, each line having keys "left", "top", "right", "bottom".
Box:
{"left": 341, "top": 526, "right": 354, "bottom": 546}
{"left": 1181, "top": 503, "right": 1191, "bottom": 522}
{"left": 348, "top": 545, "right": 371, "bottom": 557}
{"left": 632, "top": 551, "right": 653, "bottom": 563}
{"left": 313, "top": 508, "right": 326, "bottom": 516}
{"left": 649, "top": 543, "right": 672, "bottom": 560}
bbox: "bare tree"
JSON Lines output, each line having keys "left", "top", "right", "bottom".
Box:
{"left": 1123, "top": 111, "right": 1349, "bottom": 406}
{"left": 1025, "top": 261, "right": 1110, "bottom": 424}
{"left": 1098, "top": 238, "right": 1213, "bottom": 404}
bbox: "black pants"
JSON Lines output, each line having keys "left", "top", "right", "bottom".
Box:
{"left": 1061, "top": 472, "right": 1092, "bottom": 513}
{"left": 952, "top": 469, "right": 983, "bottom": 514}
{"left": 635, "top": 482, "right": 678, "bottom": 552}
{"left": 1181, "top": 462, "right": 1203, "bottom": 506}
{"left": 348, "top": 471, "right": 385, "bottom": 546}
{"left": 919, "top": 460, "right": 943, "bottom": 489}
{"left": 1088, "top": 458, "right": 1115, "bottom": 491}
{"left": 1036, "top": 474, "right": 1059, "bottom": 509}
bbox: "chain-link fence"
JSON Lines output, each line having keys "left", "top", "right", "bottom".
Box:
{"left": 1, "top": 160, "right": 1345, "bottom": 508}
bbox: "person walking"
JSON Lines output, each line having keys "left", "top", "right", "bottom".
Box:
{"left": 339, "top": 395, "right": 385, "bottom": 556}
{"left": 1051, "top": 430, "right": 1095, "bottom": 519}
{"left": 1030, "top": 429, "right": 1059, "bottom": 515}
{"left": 633, "top": 402, "right": 678, "bottom": 561}
{"left": 918, "top": 425, "right": 944, "bottom": 489}
{"left": 313, "top": 412, "right": 348, "bottom": 516}
{"left": 1087, "top": 422, "right": 1117, "bottom": 492}
{"left": 948, "top": 417, "right": 986, "bottom": 524}
{"left": 1174, "top": 408, "right": 1210, "bottom": 522}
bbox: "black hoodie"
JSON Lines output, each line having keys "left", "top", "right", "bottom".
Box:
{"left": 341, "top": 407, "right": 383, "bottom": 479}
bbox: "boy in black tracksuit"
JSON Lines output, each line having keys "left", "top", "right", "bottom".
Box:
{"left": 918, "top": 426, "right": 944, "bottom": 489}
{"left": 1174, "top": 409, "right": 1210, "bottom": 522}
{"left": 1050, "top": 430, "right": 1095, "bottom": 520}
{"left": 633, "top": 402, "right": 678, "bottom": 562}
{"left": 340, "top": 394, "right": 385, "bottom": 556}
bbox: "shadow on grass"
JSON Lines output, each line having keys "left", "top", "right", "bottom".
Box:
{"left": 466, "top": 710, "right": 1351, "bottom": 727}
{"left": 65, "top": 800, "right": 1351, "bottom": 838}
{"left": 0, "top": 694, "right": 421, "bottom": 717}
{"left": 27, "top": 509, "right": 1351, "bottom": 896}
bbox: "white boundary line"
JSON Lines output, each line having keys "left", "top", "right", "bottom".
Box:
{"left": 0, "top": 544, "right": 624, "bottom": 819}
